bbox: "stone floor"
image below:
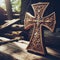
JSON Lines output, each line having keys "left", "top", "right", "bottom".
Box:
{"left": 0, "top": 37, "right": 60, "bottom": 60}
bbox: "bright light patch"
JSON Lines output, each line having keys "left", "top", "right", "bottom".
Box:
{"left": 0, "top": 0, "right": 6, "bottom": 11}
{"left": 0, "top": 0, "right": 4, "bottom": 5}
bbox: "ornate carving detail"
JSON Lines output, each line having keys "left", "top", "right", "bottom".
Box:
{"left": 24, "top": 2, "right": 56, "bottom": 55}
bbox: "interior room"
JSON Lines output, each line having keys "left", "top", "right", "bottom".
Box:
{"left": 0, "top": 0, "right": 60, "bottom": 60}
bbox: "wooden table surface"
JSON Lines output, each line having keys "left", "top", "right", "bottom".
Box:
{"left": 0, "top": 19, "right": 20, "bottom": 29}
{"left": 0, "top": 37, "right": 60, "bottom": 60}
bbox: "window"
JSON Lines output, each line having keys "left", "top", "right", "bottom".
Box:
{"left": 11, "top": 0, "right": 21, "bottom": 13}
{"left": 0, "top": 0, "right": 6, "bottom": 11}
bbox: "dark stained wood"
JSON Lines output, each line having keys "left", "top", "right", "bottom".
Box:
{"left": 5, "top": 0, "right": 13, "bottom": 20}
{"left": 0, "top": 19, "right": 20, "bottom": 29}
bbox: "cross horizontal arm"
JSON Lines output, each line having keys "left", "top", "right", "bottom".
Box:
{"left": 24, "top": 12, "right": 35, "bottom": 30}
{"left": 28, "top": 20, "right": 52, "bottom": 23}
{"left": 42, "top": 12, "right": 56, "bottom": 32}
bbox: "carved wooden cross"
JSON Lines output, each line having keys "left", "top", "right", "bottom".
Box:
{"left": 24, "top": 2, "right": 56, "bottom": 55}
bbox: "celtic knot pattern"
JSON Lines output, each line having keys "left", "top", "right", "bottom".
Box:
{"left": 24, "top": 2, "right": 56, "bottom": 55}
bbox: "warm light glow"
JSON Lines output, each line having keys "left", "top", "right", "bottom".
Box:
{"left": 0, "top": 0, "right": 4, "bottom": 5}
{"left": 0, "top": 0, "right": 6, "bottom": 11}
